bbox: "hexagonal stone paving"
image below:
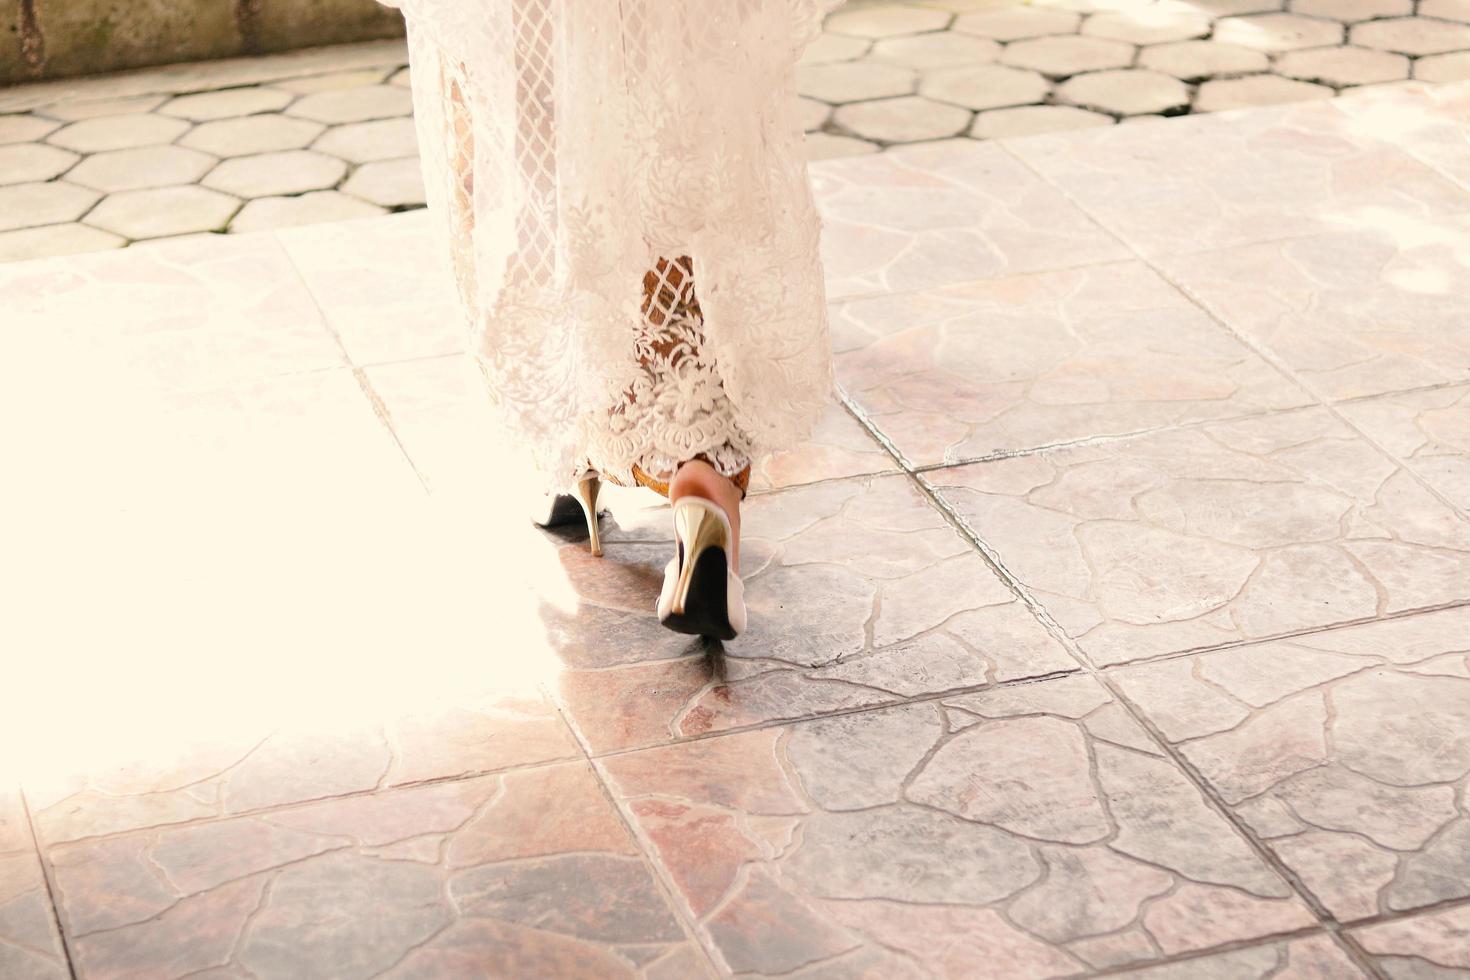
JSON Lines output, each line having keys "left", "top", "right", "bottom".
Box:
{"left": 1293, "top": 0, "right": 1412, "bottom": 19}
{"left": 1422, "top": 0, "right": 1470, "bottom": 20}
{"left": 797, "top": 61, "right": 917, "bottom": 103}
{"left": 1415, "top": 49, "right": 1470, "bottom": 79}
{"left": 970, "top": 104, "right": 1114, "bottom": 139}
{"left": 159, "top": 88, "right": 294, "bottom": 122}
{"left": 0, "top": 221, "right": 123, "bottom": 261}
{"left": 1082, "top": 9, "right": 1212, "bottom": 44}
{"left": 84, "top": 186, "right": 241, "bottom": 239}
{"left": 1195, "top": 74, "right": 1336, "bottom": 110}
{"left": 955, "top": 6, "right": 1081, "bottom": 41}
{"left": 0, "top": 180, "right": 99, "bottom": 232}
{"left": 805, "top": 132, "right": 879, "bottom": 159}
{"left": 800, "top": 32, "right": 873, "bottom": 65}
{"left": 825, "top": 4, "right": 953, "bottom": 38}
{"left": 202, "top": 150, "right": 348, "bottom": 198}
{"left": 180, "top": 114, "right": 327, "bottom": 157}
{"left": 0, "top": 115, "right": 61, "bottom": 145}
{"left": 47, "top": 114, "right": 191, "bottom": 153}
{"left": 1277, "top": 45, "right": 1411, "bottom": 84}
{"left": 870, "top": 31, "right": 1001, "bottom": 68}
{"left": 1137, "top": 39, "right": 1270, "bottom": 79}
{"left": 1214, "top": 13, "right": 1347, "bottom": 51}
{"left": 835, "top": 95, "right": 973, "bottom": 142}
{"left": 1351, "top": 16, "right": 1470, "bottom": 55}
{"left": 921, "top": 63, "right": 1050, "bottom": 109}
{"left": 1001, "top": 35, "right": 1137, "bottom": 76}
{"left": 34, "top": 95, "right": 166, "bottom": 121}
{"left": 1058, "top": 69, "right": 1190, "bottom": 115}
{"left": 0, "top": 143, "right": 78, "bottom": 185}
{"left": 340, "top": 157, "right": 426, "bottom": 208}
{"left": 67, "top": 146, "right": 218, "bottom": 193}
{"left": 229, "top": 190, "right": 387, "bottom": 233}
{"left": 285, "top": 86, "right": 413, "bottom": 124}
{"left": 311, "top": 118, "right": 419, "bottom": 164}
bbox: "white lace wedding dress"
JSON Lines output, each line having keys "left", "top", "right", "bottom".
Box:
{"left": 379, "top": 0, "right": 841, "bottom": 492}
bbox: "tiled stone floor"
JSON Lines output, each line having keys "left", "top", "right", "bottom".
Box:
{"left": 4, "top": 79, "right": 1470, "bottom": 978}
{"left": 9, "top": 0, "right": 1470, "bottom": 261}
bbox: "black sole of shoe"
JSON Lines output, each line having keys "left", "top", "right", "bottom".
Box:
{"left": 659, "top": 546, "right": 736, "bottom": 641}
{"left": 533, "top": 493, "right": 586, "bottom": 529}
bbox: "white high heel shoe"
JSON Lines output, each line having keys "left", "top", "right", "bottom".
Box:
{"left": 532, "top": 471, "right": 605, "bottom": 557}
{"left": 657, "top": 496, "right": 746, "bottom": 640}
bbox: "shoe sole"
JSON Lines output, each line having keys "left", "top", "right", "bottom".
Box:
{"left": 659, "top": 546, "right": 737, "bottom": 641}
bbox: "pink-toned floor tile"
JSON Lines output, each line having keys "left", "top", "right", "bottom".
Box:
{"left": 1336, "top": 80, "right": 1470, "bottom": 194}
{"left": 600, "top": 674, "right": 1313, "bottom": 975}
{"left": 833, "top": 261, "right": 1307, "bottom": 466}
{"left": 1115, "top": 933, "right": 1365, "bottom": 978}
{"left": 1161, "top": 218, "right": 1470, "bottom": 402}
{"left": 1115, "top": 608, "right": 1470, "bottom": 921}
{"left": 555, "top": 474, "right": 1076, "bottom": 753}
{"left": 812, "top": 139, "right": 1130, "bottom": 299}
{"left": 1007, "top": 99, "right": 1470, "bottom": 257}
{"left": 276, "top": 211, "right": 463, "bottom": 365}
{"left": 1340, "top": 384, "right": 1470, "bottom": 512}
{"left": 1352, "top": 903, "right": 1470, "bottom": 978}
{"left": 49, "top": 764, "right": 703, "bottom": 979}
{"left": 0, "top": 792, "right": 69, "bottom": 980}
{"left": 928, "top": 409, "right": 1470, "bottom": 666}
{"left": 27, "top": 691, "right": 582, "bottom": 846}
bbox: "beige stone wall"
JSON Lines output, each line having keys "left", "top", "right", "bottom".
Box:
{"left": 0, "top": 0, "right": 405, "bottom": 85}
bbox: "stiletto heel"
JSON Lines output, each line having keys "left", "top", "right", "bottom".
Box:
{"left": 532, "top": 469, "right": 604, "bottom": 557}
{"left": 575, "top": 472, "right": 603, "bottom": 558}
{"left": 657, "top": 497, "right": 745, "bottom": 640}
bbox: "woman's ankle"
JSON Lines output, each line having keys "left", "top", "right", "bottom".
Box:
{"left": 670, "top": 459, "right": 742, "bottom": 570}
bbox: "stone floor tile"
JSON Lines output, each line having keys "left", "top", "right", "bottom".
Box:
{"left": 870, "top": 30, "right": 1001, "bottom": 67}
{"left": 754, "top": 401, "right": 898, "bottom": 491}
{"left": 930, "top": 409, "right": 1470, "bottom": 666}
{"left": 83, "top": 185, "right": 241, "bottom": 239}
{"left": 45, "top": 113, "right": 190, "bottom": 153}
{"left": 812, "top": 138, "right": 1129, "bottom": 297}
{"left": 920, "top": 62, "right": 1050, "bottom": 108}
{"left": 159, "top": 87, "right": 295, "bottom": 121}
{"left": 66, "top": 144, "right": 217, "bottom": 193}
{"left": 1292, "top": 0, "right": 1412, "bottom": 19}
{"left": 0, "top": 142, "right": 78, "bottom": 184}
{"left": 0, "top": 800, "right": 70, "bottom": 980}
{"left": 834, "top": 95, "right": 973, "bottom": 142}
{"left": 1214, "top": 12, "right": 1347, "bottom": 50}
{"left": 796, "top": 60, "right": 917, "bottom": 103}
{"left": 34, "top": 94, "right": 167, "bottom": 121}
{"left": 954, "top": 6, "right": 1082, "bottom": 40}
{"left": 202, "top": 149, "right": 347, "bottom": 198}
{"left": 0, "top": 180, "right": 99, "bottom": 233}
{"left": 833, "top": 261, "right": 1307, "bottom": 466}
{"left": 1275, "top": 45, "right": 1411, "bottom": 85}
{"left": 1115, "top": 608, "right": 1470, "bottom": 920}
{"left": 1001, "top": 35, "right": 1137, "bottom": 76}
{"left": 1194, "top": 73, "right": 1337, "bottom": 110}
{"left": 271, "top": 67, "right": 397, "bottom": 94}
{"left": 1415, "top": 50, "right": 1470, "bottom": 81}
{"left": 1006, "top": 99, "right": 1470, "bottom": 256}
{"left": 799, "top": 32, "right": 874, "bottom": 66}
{"left": 1338, "top": 385, "right": 1470, "bottom": 511}
{"left": 0, "top": 114, "right": 61, "bottom": 145}
{"left": 228, "top": 189, "right": 387, "bottom": 233}
{"left": 601, "top": 674, "right": 1314, "bottom": 973}
{"left": 1424, "top": 0, "right": 1470, "bottom": 18}
{"left": 0, "top": 222, "right": 124, "bottom": 262}
{"left": 285, "top": 85, "right": 413, "bottom": 125}
{"left": 276, "top": 211, "right": 460, "bottom": 364}
{"left": 1137, "top": 39, "right": 1271, "bottom": 79}
{"left": 1351, "top": 16, "right": 1470, "bottom": 54}
{"left": 180, "top": 113, "right": 326, "bottom": 156}
{"left": 388, "top": 67, "right": 412, "bottom": 88}
{"left": 1332, "top": 80, "right": 1470, "bottom": 187}
{"left": 340, "top": 156, "right": 427, "bottom": 207}
{"left": 796, "top": 96, "right": 831, "bottom": 132}
{"left": 1352, "top": 904, "right": 1470, "bottom": 976}
{"left": 824, "top": 4, "right": 953, "bottom": 38}
{"left": 1083, "top": 9, "right": 1213, "bottom": 44}
{"left": 1159, "top": 219, "right": 1470, "bottom": 399}
{"left": 555, "top": 473, "right": 1076, "bottom": 753}
{"left": 47, "top": 764, "right": 699, "bottom": 979}
{"left": 1058, "top": 69, "right": 1190, "bottom": 115}
{"left": 971, "top": 103, "right": 1114, "bottom": 137}
{"left": 311, "top": 117, "right": 419, "bottom": 164}
{"left": 1115, "top": 934, "right": 1366, "bottom": 977}
{"left": 805, "top": 131, "right": 881, "bottom": 159}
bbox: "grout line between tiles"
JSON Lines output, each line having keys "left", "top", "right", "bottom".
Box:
{"left": 20, "top": 789, "right": 80, "bottom": 980}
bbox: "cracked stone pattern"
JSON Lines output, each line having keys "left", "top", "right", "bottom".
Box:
{"left": 0, "top": 792, "right": 69, "bottom": 979}
{"left": 1352, "top": 903, "right": 1470, "bottom": 977}
{"left": 601, "top": 675, "right": 1314, "bottom": 976}
{"left": 1339, "top": 385, "right": 1470, "bottom": 512}
{"left": 1116, "top": 608, "right": 1470, "bottom": 922}
{"left": 1116, "top": 933, "right": 1366, "bottom": 977}
{"left": 832, "top": 260, "right": 1307, "bottom": 466}
{"left": 556, "top": 474, "right": 1075, "bottom": 753}
{"left": 48, "top": 765, "right": 699, "bottom": 979}
{"left": 930, "top": 409, "right": 1470, "bottom": 666}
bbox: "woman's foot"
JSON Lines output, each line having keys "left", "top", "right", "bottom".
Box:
{"left": 669, "top": 459, "right": 740, "bottom": 572}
